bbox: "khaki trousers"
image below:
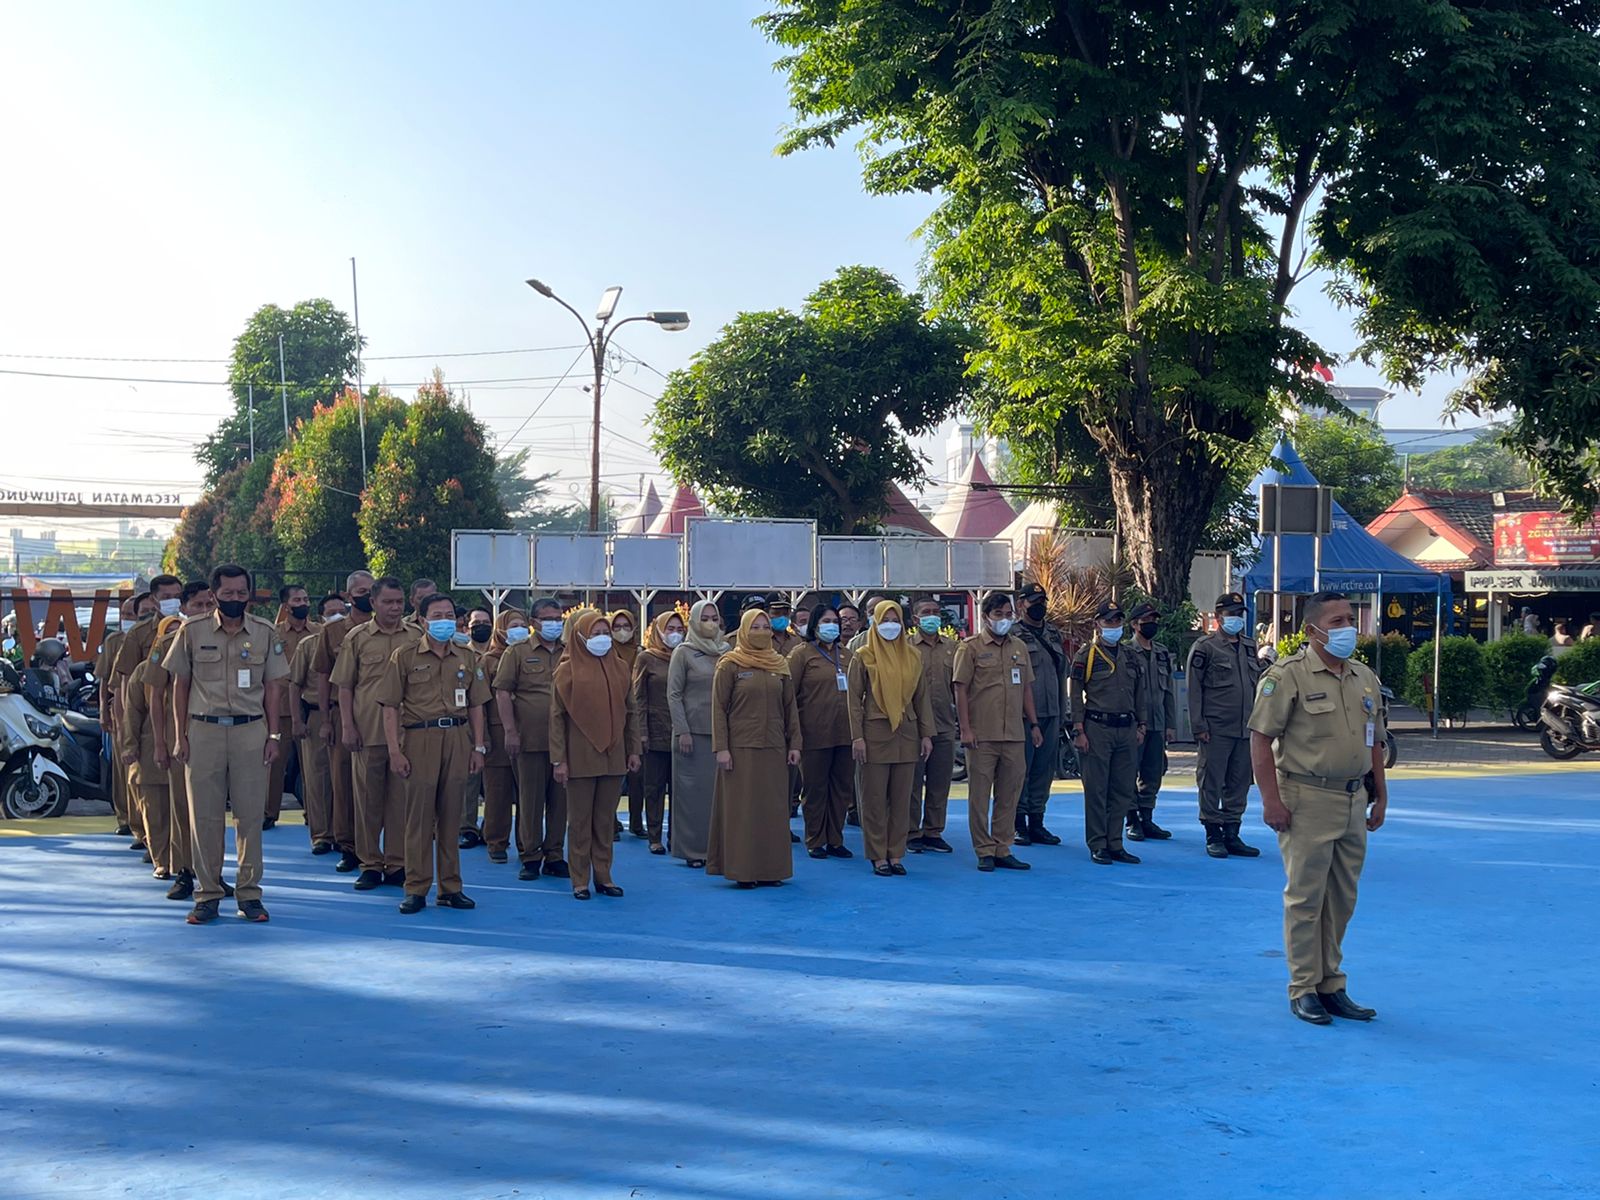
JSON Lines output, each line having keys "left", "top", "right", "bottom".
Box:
{"left": 299, "top": 710, "right": 333, "bottom": 846}
{"left": 566, "top": 774, "right": 623, "bottom": 890}
{"left": 633, "top": 749, "right": 669, "bottom": 841}
{"left": 910, "top": 736, "right": 955, "bottom": 839}
{"left": 1082, "top": 721, "right": 1137, "bottom": 854}
{"left": 966, "top": 741, "right": 1025, "bottom": 859}
{"left": 460, "top": 772, "right": 482, "bottom": 835}
{"left": 1197, "top": 733, "right": 1254, "bottom": 825}
{"left": 800, "top": 745, "right": 853, "bottom": 850}
{"left": 353, "top": 744, "right": 404, "bottom": 874}
{"left": 111, "top": 747, "right": 131, "bottom": 827}
{"left": 185, "top": 719, "right": 268, "bottom": 904}
{"left": 1276, "top": 779, "right": 1368, "bottom": 999}
{"left": 860, "top": 760, "right": 915, "bottom": 861}
{"left": 166, "top": 760, "right": 192, "bottom": 874}
{"left": 131, "top": 773, "right": 172, "bottom": 874}
{"left": 402, "top": 726, "right": 470, "bottom": 898}
{"left": 263, "top": 729, "right": 299, "bottom": 822}
{"left": 329, "top": 721, "right": 355, "bottom": 851}
{"left": 509, "top": 751, "right": 567, "bottom": 863}
{"left": 475, "top": 757, "right": 515, "bottom": 850}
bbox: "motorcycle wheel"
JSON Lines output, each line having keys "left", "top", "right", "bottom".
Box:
{"left": 0, "top": 766, "right": 71, "bottom": 819}
{"left": 1383, "top": 732, "right": 1397, "bottom": 770}
{"left": 1513, "top": 706, "right": 1539, "bottom": 731}
{"left": 1540, "top": 728, "right": 1585, "bottom": 761}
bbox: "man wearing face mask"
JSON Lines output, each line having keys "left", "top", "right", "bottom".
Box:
{"left": 313, "top": 569, "right": 374, "bottom": 873}
{"left": 495, "top": 598, "right": 571, "bottom": 880}
{"left": 1187, "top": 593, "right": 1265, "bottom": 859}
{"left": 290, "top": 594, "right": 346, "bottom": 856}
{"left": 907, "top": 597, "right": 958, "bottom": 853}
{"left": 264, "top": 584, "right": 320, "bottom": 831}
{"left": 1070, "top": 601, "right": 1149, "bottom": 865}
{"left": 1249, "top": 591, "right": 1387, "bottom": 1026}
{"left": 98, "top": 596, "right": 140, "bottom": 836}
{"left": 1125, "top": 601, "right": 1176, "bottom": 843}
{"left": 458, "top": 605, "right": 496, "bottom": 850}
{"left": 847, "top": 595, "right": 889, "bottom": 652}
{"left": 768, "top": 599, "right": 800, "bottom": 657}
{"left": 1013, "top": 582, "right": 1067, "bottom": 848}
{"left": 112, "top": 573, "right": 183, "bottom": 728}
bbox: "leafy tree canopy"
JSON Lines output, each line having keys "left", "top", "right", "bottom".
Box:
{"left": 1292, "top": 414, "right": 1404, "bottom": 525}
{"left": 1407, "top": 427, "right": 1533, "bottom": 493}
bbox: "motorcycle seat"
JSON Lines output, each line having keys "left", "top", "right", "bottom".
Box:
{"left": 60, "top": 710, "right": 99, "bottom": 734}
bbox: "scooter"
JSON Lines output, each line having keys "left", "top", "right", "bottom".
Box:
{"left": 0, "top": 660, "right": 110, "bottom": 816}
{"left": 1539, "top": 680, "right": 1600, "bottom": 759}
{"left": 1514, "top": 656, "right": 1560, "bottom": 731}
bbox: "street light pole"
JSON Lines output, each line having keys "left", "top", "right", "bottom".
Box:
{"left": 525, "top": 279, "right": 690, "bottom": 533}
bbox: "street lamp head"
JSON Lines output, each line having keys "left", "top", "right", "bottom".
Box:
{"left": 646, "top": 311, "right": 691, "bottom": 332}
{"left": 525, "top": 278, "right": 554, "bottom": 298}
{"left": 596, "top": 286, "right": 624, "bottom": 323}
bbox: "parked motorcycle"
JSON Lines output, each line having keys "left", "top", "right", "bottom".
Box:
{"left": 1380, "top": 685, "right": 1398, "bottom": 769}
{"left": 1538, "top": 680, "right": 1600, "bottom": 759}
{"left": 1513, "top": 656, "right": 1560, "bottom": 731}
{"left": 952, "top": 726, "right": 1081, "bottom": 783}
{"left": 0, "top": 660, "right": 110, "bottom": 817}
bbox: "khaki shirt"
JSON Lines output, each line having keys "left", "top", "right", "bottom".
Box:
{"left": 309, "top": 610, "right": 371, "bottom": 681}
{"left": 479, "top": 646, "right": 506, "bottom": 729}
{"left": 788, "top": 641, "right": 854, "bottom": 750}
{"left": 1187, "top": 631, "right": 1263, "bottom": 738}
{"left": 1068, "top": 639, "right": 1146, "bottom": 726}
{"left": 288, "top": 635, "right": 322, "bottom": 707}
{"left": 712, "top": 658, "right": 800, "bottom": 753}
{"left": 1130, "top": 639, "right": 1177, "bottom": 731}
{"left": 493, "top": 639, "right": 564, "bottom": 753}
{"left": 847, "top": 654, "right": 934, "bottom": 763}
{"left": 329, "top": 620, "right": 415, "bottom": 745}
{"left": 912, "top": 631, "right": 959, "bottom": 739}
{"left": 953, "top": 631, "right": 1034, "bottom": 744}
{"left": 549, "top": 668, "right": 643, "bottom": 778}
{"left": 161, "top": 611, "right": 289, "bottom": 718}
{"left": 116, "top": 659, "right": 163, "bottom": 780}
{"left": 274, "top": 621, "right": 321, "bottom": 717}
{"left": 770, "top": 628, "right": 801, "bottom": 658}
{"left": 98, "top": 628, "right": 125, "bottom": 703}
{"left": 1248, "top": 649, "right": 1384, "bottom": 782}
{"left": 111, "top": 614, "right": 162, "bottom": 688}
{"left": 375, "top": 635, "right": 491, "bottom": 730}
{"left": 632, "top": 651, "right": 675, "bottom": 752}
{"left": 142, "top": 629, "right": 184, "bottom": 754}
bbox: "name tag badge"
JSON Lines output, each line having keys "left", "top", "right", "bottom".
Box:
{"left": 1011, "top": 667, "right": 1022, "bottom": 685}
{"left": 237, "top": 668, "right": 252, "bottom": 688}
{"left": 1365, "top": 721, "right": 1375, "bottom": 748}
{"left": 455, "top": 688, "right": 468, "bottom": 708}
{"left": 836, "top": 672, "right": 848, "bottom": 692}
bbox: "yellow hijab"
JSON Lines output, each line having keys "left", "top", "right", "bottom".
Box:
{"left": 854, "top": 599, "right": 919, "bottom": 730}
{"left": 722, "top": 609, "right": 791, "bottom": 676}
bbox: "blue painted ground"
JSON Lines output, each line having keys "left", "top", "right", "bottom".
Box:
{"left": 2, "top": 773, "right": 1597, "bottom": 1200}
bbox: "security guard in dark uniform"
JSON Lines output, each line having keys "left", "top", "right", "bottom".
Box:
{"left": 1068, "top": 600, "right": 1147, "bottom": 865}
{"left": 1187, "top": 592, "right": 1263, "bottom": 859}
{"left": 1013, "top": 582, "right": 1066, "bottom": 847}
{"left": 1125, "top": 601, "right": 1175, "bottom": 842}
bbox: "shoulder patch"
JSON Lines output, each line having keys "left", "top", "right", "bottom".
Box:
{"left": 476, "top": 666, "right": 485, "bottom": 680}
{"left": 150, "top": 650, "right": 160, "bottom": 663}
{"left": 272, "top": 640, "right": 284, "bottom": 656}
{"left": 1260, "top": 679, "right": 1277, "bottom": 696}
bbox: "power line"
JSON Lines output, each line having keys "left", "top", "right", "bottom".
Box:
{"left": 495, "top": 349, "right": 591, "bottom": 457}
{"left": 0, "top": 343, "right": 585, "bottom": 365}
{"left": 0, "top": 366, "right": 590, "bottom": 387}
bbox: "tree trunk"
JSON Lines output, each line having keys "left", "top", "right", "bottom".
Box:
{"left": 1107, "top": 445, "right": 1228, "bottom": 611}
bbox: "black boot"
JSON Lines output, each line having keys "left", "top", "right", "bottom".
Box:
{"left": 1125, "top": 808, "right": 1147, "bottom": 842}
{"left": 1027, "top": 813, "right": 1061, "bottom": 845}
{"left": 1222, "top": 822, "right": 1261, "bottom": 857}
{"left": 1013, "top": 811, "right": 1033, "bottom": 846}
{"left": 1204, "top": 823, "right": 1229, "bottom": 859}
{"left": 1140, "top": 809, "right": 1172, "bottom": 840}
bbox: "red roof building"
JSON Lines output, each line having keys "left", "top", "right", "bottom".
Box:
{"left": 1365, "top": 488, "right": 1548, "bottom": 574}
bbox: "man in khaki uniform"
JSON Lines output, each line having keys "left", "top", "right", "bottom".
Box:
{"left": 291, "top": 594, "right": 347, "bottom": 855}
{"left": 265, "top": 584, "right": 320, "bottom": 830}
{"left": 111, "top": 588, "right": 164, "bottom": 848}
{"left": 117, "top": 650, "right": 171, "bottom": 879}
{"left": 954, "top": 593, "right": 1043, "bottom": 873}
{"left": 112, "top": 574, "right": 183, "bottom": 723}
{"left": 1126, "top": 600, "right": 1176, "bottom": 843}
{"left": 313, "top": 569, "right": 374, "bottom": 872}
{"left": 379, "top": 594, "right": 491, "bottom": 914}
{"left": 164, "top": 565, "right": 288, "bottom": 924}
{"left": 1249, "top": 590, "right": 1387, "bottom": 1026}
{"left": 1069, "top": 601, "right": 1148, "bottom": 865}
{"left": 494, "top": 597, "right": 569, "bottom": 879}
{"left": 330, "top": 576, "right": 413, "bottom": 891}
{"left": 458, "top": 604, "right": 495, "bottom": 848}
{"left": 1188, "top": 591, "right": 1265, "bottom": 859}
{"left": 908, "top": 596, "right": 958, "bottom": 853}
{"left": 147, "top": 596, "right": 216, "bottom": 901}
{"left": 97, "top": 596, "right": 138, "bottom": 836}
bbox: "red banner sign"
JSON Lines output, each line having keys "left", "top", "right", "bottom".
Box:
{"left": 1494, "top": 511, "right": 1600, "bottom": 566}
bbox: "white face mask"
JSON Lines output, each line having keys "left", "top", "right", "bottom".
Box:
{"left": 665, "top": 631, "right": 685, "bottom": 648}
{"left": 988, "top": 617, "right": 1013, "bottom": 637}
{"left": 505, "top": 626, "right": 531, "bottom": 645}
{"left": 324, "top": 611, "right": 346, "bottom": 623}
{"left": 876, "top": 621, "right": 902, "bottom": 641}
{"left": 157, "top": 598, "right": 181, "bottom": 618}
{"left": 539, "top": 620, "right": 565, "bottom": 643}
{"left": 613, "top": 627, "right": 634, "bottom": 644}
{"left": 585, "top": 634, "right": 613, "bottom": 657}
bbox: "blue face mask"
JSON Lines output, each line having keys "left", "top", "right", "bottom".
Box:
{"left": 1221, "top": 615, "right": 1246, "bottom": 636}
{"left": 506, "top": 626, "right": 531, "bottom": 645}
{"left": 451, "top": 632, "right": 470, "bottom": 646}
{"left": 427, "top": 619, "right": 457, "bottom": 643}
{"left": 771, "top": 616, "right": 790, "bottom": 632}
{"left": 1320, "top": 626, "right": 1358, "bottom": 659}
{"left": 816, "top": 622, "right": 840, "bottom": 643}
{"left": 918, "top": 615, "right": 942, "bottom": 635}
{"left": 539, "top": 620, "right": 564, "bottom": 643}
{"left": 1100, "top": 625, "right": 1124, "bottom": 646}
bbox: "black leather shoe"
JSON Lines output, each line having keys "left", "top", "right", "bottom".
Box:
{"left": 129, "top": 840, "right": 146, "bottom": 851}
{"left": 1291, "top": 993, "right": 1333, "bottom": 1025}
{"left": 921, "top": 835, "right": 954, "bottom": 854}
{"left": 1028, "top": 818, "right": 1062, "bottom": 846}
{"left": 1223, "top": 823, "right": 1261, "bottom": 857}
{"left": 596, "top": 884, "right": 624, "bottom": 898}
{"left": 1125, "top": 820, "right": 1146, "bottom": 842}
{"left": 518, "top": 861, "right": 540, "bottom": 880}
{"left": 808, "top": 847, "right": 828, "bottom": 859}
{"left": 1090, "top": 849, "right": 1113, "bottom": 865}
{"left": 166, "top": 871, "right": 195, "bottom": 901}
{"left": 237, "top": 900, "right": 270, "bottom": 923}
{"left": 1205, "top": 825, "right": 1230, "bottom": 859}
{"left": 153, "top": 869, "right": 172, "bottom": 880}
{"left": 846, "top": 809, "right": 861, "bottom": 827}
{"left": 311, "top": 840, "right": 334, "bottom": 856}
{"left": 262, "top": 817, "right": 276, "bottom": 831}
{"left": 825, "top": 844, "right": 853, "bottom": 859}
{"left": 383, "top": 868, "right": 406, "bottom": 887}
{"left": 186, "top": 899, "right": 220, "bottom": 925}
{"left": 1141, "top": 812, "right": 1172, "bottom": 840}
{"left": 1109, "top": 848, "right": 1142, "bottom": 864}
{"left": 220, "top": 879, "right": 235, "bottom": 898}
{"left": 573, "top": 888, "right": 592, "bottom": 900}
{"left": 790, "top": 831, "right": 801, "bottom": 843}
{"left": 993, "top": 854, "right": 1031, "bottom": 870}
{"left": 353, "top": 869, "right": 384, "bottom": 891}
{"left": 906, "top": 836, "right": 926, "bottom": 853}
{"left": 542, "top": 859, "right": 570, "bottom": 879}
{"left": 976, "top": 856, "right": 996, "bottom": 872}
{"left": 1317, "top": 990, "right": 1377, "bottom": 1021}
{"left": 335, "top": 849, "right": 360, "bottom": 873}
{"left": 484, "top": 848, "right": 505, "bottom": 863}
{"left": 889, "top": 862, "right": 907, "bottom": 876}
{"left": 436, "top": 891, "right": 476, "bottom": 910}
{"left": 755, "top": 880, "right": 783, "bottom": 887}
{"left": 115, "top": 823, "right": 132, "bottom": 837}
{"left": 398, "top": 894, "right": 426, "bottom": 915}
{"left": 873, "top": 862, "right": 893, "bottom": 876}
{"left": 458, "top": 829, "right": 484, "bottom": 850}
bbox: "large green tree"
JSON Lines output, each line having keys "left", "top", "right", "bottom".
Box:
{"left": 164, "top": 457, "right": 280, "bottom": 579}
{"left": 650, "top": 266, "right": 971, "bottom": 533}
{"left": 200, "top": 299, "right": 361, "bottom": 485}
{"left": 359, "top": 373, "right": 506, "bottom": 589}
{"left": 1407, "top": 428, "right": 1533, "bottom": 493}
{"left": 1293, "top": 415, "right": 1404, "bottom": 525}
{"left": 761, "top": 1, "right": 1598, "bottom": 603}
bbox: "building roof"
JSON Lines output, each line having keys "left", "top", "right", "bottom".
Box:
{"left": 881, "top": 484, "right": 943, "bottom": 537}
{"left": 930, "top": 454, "right": 1016, "bottom": 539}
{"left": 1366, "top": 487, "right": 1547, "bottom": 567}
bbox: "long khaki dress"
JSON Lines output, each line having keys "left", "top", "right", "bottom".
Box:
{"left": 706, "top": 659, "right": 800, "bottom": 882}
{"left": 667, "top": 645, "right": 721, "bottom": 862}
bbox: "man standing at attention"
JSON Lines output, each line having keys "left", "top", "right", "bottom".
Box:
{"left": 907, "top": 597, "right": 958, "bottom": 854}
{"left": 1250, "top": 590, "right": 1387, "bottom": 1026}
{"left": 1013, "top": 582, "right": 1066, "bottom": 848}
{"left": 1069, "top": 601, "right": 1147, "bottom": 865}
{"left": 314, "top": 570, "right": 374, "bottom": 873}
{"left": 1125, "top": 601, "right": 1176, "bottom": 843}
{"left": 265, "top": 583, "right": 320, "bottom": 831}
{"left": 1187, "top": 592, "right": 1264, "bottom": 859}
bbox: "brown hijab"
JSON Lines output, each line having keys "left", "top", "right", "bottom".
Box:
{"left": 722, "top": 609, "right": 791, "bottom": 676}
{"left": 643, "top": 611, "right": 679, "bottom": 662}
{"left": 554, "top": 610, "right": 630, "bottom": 753}
{"left": 490, "top": 608, "right": 527, "bottom": 655}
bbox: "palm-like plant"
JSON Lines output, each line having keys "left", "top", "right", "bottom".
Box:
{"left": 1022, "top": 529, "right": 1133, "bottom": 645}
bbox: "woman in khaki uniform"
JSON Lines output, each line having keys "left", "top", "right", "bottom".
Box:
{"left": 849, "top": 600, "right": 935, "bottom": 876}
{"left": 707, "top": 609, "right": 801, "bottom": 888}
{"left": 632, "top": 610, "right": 684, "bottom": 854}
{"left": 551, "top": 610, "right": 642, "bottom": 901}
{"left": 788, "top": 604, "right": 855, "bottom": 860}
{"left": 610, "top": 608, "right": 642, "bottom": 838}
{"left": 475, "top": 609, "right": 520, "bottom": 864}
{"left": 667, "top": 600, "right": 726, "bottom": 869}
{"left": 118, "top": 656, "right": 173, "bottom": 880}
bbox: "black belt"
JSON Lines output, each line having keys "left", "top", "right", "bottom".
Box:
{"left": 1281, "top": 770, "right": 1365, "bottom": 794}
{"left": 404, "top": 717, "right": 469, "bottom": 730}
{"left": 1085, "top": 710, "right": 1135, "bottom": 728}
{"left": 191, "top": 714, "right": 262, "bottom": 727}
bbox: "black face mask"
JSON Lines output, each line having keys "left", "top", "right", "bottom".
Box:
{"left": 469, "top": 624, "right": 492, "bottom": 644}
{"left": 289, "top": 604, "right": 311, "bottom": 622}
{"left": 353, "top": 594, "right": 373, "bottom": 613}
{"left": 1137, "top": 622, "right": 1159, "bottom": 641}
{"left": 216, "top": 599, "right": 248, "bottom": 620}
{"left": 1025, "top": 601, "right": 1047, "bottom": 621}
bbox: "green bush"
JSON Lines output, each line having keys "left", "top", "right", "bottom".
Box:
{"left": 1120, "top": 585, "right": 1202, "bottom": 662}
{"left": 1404, "top": 636, "right": 1487, "bottom": 721}
{"left": 1480, "top": 632, "right": 1554, "bottom": 714}
{"left": 1354, "top": 632, "right": 1411, "bottom": 695}
{"left": 1275, "top": 630, "right": 1307, "bottom": 659}
{"left": 1554, "top": 640, "right": 1600, "bottom": 685}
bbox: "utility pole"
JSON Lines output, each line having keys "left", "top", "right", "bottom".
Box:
{"left": 278, "top": 333, "right": 289, "bottom": 439}
{"left": 248, "top": 383, "right": 255, "bottom": 461}
{"left": 351, "top": 257, "right": 368, "bottom": 488}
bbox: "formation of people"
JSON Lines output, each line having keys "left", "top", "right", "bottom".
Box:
{"left": 96, "top": 568, "right": 1391, "bottom": 1024}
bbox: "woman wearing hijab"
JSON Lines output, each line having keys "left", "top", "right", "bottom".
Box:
{"left": 632, "top": 610, "right": 685, "bottom": 854}
{"left": 609, "top": 608, "right": 642, "bottom": 837}
{"left": 708, "top": 609, "right": 801, "bottom": 887}
{"left": 788, "top": 604, "right": 855, "bottom": 861}
{"left": 478, "top": 609, "right": 525, "bottom": 864}
{"left": 667, "top": 600, "right": 725, "bottom": 869}
{"left": 849, "top": 600, "right": 935, "bottom": 876}
{"left": 550, "top": 610, "right": 642, "bottom": 900}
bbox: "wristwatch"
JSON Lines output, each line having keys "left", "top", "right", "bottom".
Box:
{"left": 268, "top": 732, "right": 283, "bottom": 742}
{"left": 474, "top": 745, "right": 488, "bottom": 755}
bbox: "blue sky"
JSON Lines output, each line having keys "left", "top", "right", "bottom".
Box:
{"left": 1, "top": 0, "right": 1455, "bottom": 531}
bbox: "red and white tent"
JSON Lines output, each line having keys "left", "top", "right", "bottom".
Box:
{"left": 646, "top": 484, "right": 707, "bottom": 535}
{"left": 615, "top": 480, "right": 663, "bottom": 536}
{"left": 881, "top": 483, "right": 943, "bottom": 537}
{"left": 931, "top": 454, "right": 1016, "bottom": 539}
